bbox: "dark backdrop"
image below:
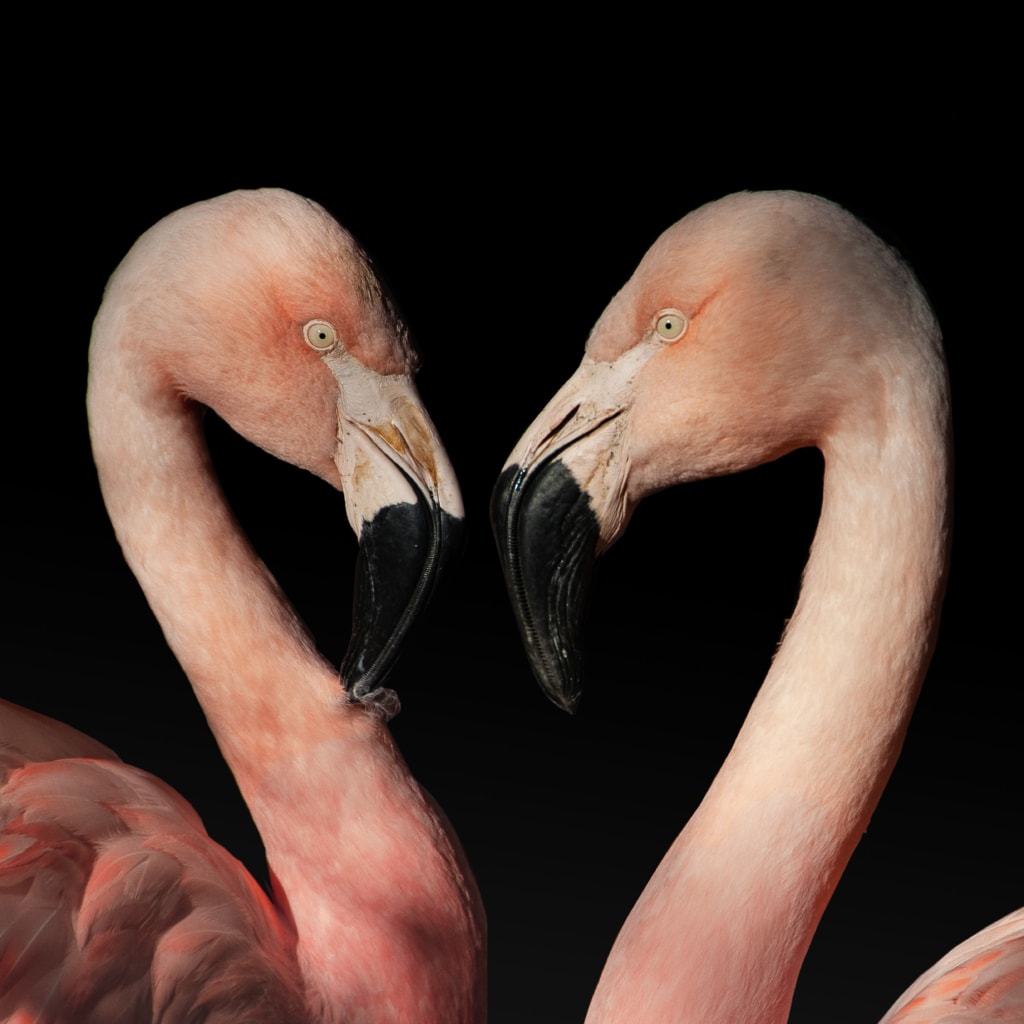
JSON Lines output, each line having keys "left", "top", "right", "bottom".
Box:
{"left": 10, "top": 60, "right": 1017, "bottom": 1023}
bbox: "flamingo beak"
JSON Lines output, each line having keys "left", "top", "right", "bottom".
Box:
{"left": 491, "top": 455, "right": 601, "bottom": 714}
{"left": 327, "top": 355, "right": 464, "bottom": 715}
{"left": 492, "top": 352, "right": 647, "bottom": 713}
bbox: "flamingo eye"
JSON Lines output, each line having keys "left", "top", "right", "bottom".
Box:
{"left": 303, "top": 320, "right": 338, "bottom": 351}
{"left": 655, "top": 311, "right": 687, "bottom": 342}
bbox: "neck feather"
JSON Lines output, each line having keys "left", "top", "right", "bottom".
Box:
{"left": 87, "top": 337, "right": 485, "bottom": 1023}
{"left": 586, "top": 351, "right": 951, "bottom": 1024}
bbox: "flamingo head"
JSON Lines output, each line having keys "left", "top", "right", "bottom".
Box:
{"left": 90, "top": 188, "right": 464, "bottom": 711}
{"left": 491, "top": 190, "right": 941, "bottom": 712}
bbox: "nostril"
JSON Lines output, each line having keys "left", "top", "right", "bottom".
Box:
{"left": 540, "top": 405, "right": 581, "bottom": 446}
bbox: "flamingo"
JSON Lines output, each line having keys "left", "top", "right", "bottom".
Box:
{"left": 491, "top": 190, "right": 1023, "bottom": 1022}
{"left": 1, "top": 189, "right": 485, "bottom": 1023}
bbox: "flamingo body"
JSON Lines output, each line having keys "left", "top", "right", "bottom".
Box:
{"left": 2, "top": 189, "right": 484, "bottom": 1023}
{"left": 2, "top": 703, "right": 305, "bottom": 1022}
{"left": 492, "top": 190, "right": 1022, "bottom": 1022}
{"left": 878, "top": 908, "right": 1024, "bottom": 1023}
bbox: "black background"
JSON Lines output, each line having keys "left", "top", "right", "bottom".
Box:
{"left": 10, "top": 42, "right": 1018, "bottom": 1023}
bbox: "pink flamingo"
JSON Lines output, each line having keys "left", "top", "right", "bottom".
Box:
{"left": 492, "top": 191, "right": 1023, "bottom": 1022}
{"left": 1, "top": 189, "right": 485, "bottom": 1023}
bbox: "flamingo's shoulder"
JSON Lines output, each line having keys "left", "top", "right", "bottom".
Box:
{"left": 879, "top": 907, "right": 1024, "bottom": 1023}
{"left": 1, "top": 700, "right": 120, "bottom": 767}
{"left": 1, "top": 701, "right": 307, "bottom": 1023}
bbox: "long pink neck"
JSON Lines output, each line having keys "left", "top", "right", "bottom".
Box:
{"left": 585, "top": 364, "right": 951, "bottom": 1023}
{"left": 87, "top": 339, "right": 484, "bottom": 1023}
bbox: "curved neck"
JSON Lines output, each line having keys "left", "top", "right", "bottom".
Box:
{"left": 587, "top": 362, "right": 951, "bottom": 1024}
{"left": 88, "top": 347, "right": 341, "bottom": 773}
{"left": 87, "top": 339, "right": 485, "bottom": 1023}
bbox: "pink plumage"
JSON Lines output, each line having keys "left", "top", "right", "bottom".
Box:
{"left": 2, "top": 706, "right": 305, "bottom": 1021}
{"left": 1, "top": 189, "right": 483, "bottom": 1023}
{"left": 879, "top": 909, "right": 1024, "bottom": 1023}
{"left": 493, "top": 190, "right": 1022, "bottom": 1023}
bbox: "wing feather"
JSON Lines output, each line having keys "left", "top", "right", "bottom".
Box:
{"left": 1, "top": 704, "right": 308, "bottom": 1023}
{"left": 879, "top": 908, "right": 1024, "bottom": 1023}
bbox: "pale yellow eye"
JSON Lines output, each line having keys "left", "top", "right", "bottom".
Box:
{"left": 655, "top": 311, "right": 687, "bottom": 342}
{"left": 303, "top": 320, "right": 338, "bottom": 351}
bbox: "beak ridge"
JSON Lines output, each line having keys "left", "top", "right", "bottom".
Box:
{"left": 491, "top": 458, "right": 600, "bottom": 713}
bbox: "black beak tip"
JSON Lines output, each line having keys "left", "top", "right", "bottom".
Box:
{"left": 550, "top": 687, "right": 580, "bottom": 715}
{"left": 341, "top": 500, "right": 464, "bottom": 706}
{"left": 492, "top": 459, "right": 599, "bottom": 714}
{"left": 530, "top": 654, "right": 584, "bottom": 715}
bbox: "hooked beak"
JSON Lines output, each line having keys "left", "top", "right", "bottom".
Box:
{"left": 491, "top": 351, "right": 650, "bottom": 712}
{"left": 327, "top": 352, "right": 464, "bottom": 715}
{"left": 491, "top": 451, "right": 602, "bottom": 714}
